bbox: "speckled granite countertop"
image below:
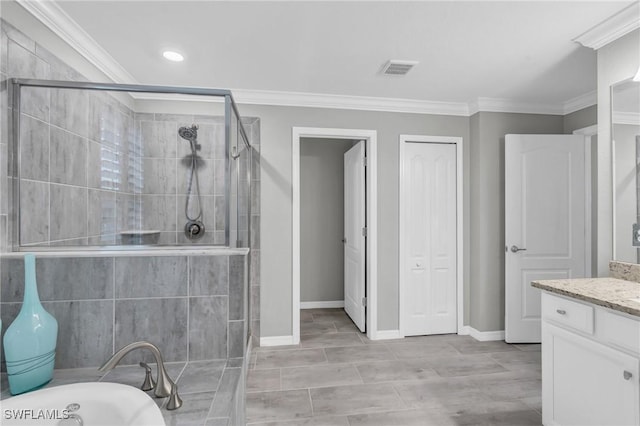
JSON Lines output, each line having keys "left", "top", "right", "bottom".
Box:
{"left": 531, "top": 278, "right": 640, "bottom": 317}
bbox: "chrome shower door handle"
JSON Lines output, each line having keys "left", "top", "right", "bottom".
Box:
{"left": 510, "top": 245, "right": 527, "bottom": 253}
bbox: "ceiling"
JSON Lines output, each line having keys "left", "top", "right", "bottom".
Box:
{"left": 39, "top": 1, "right": 637, "bottom": 111}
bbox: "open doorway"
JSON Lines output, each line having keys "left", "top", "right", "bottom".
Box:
{"left": 292, "top": 128, "right": 378, "bottom": 344}
{"left": 300, "top": 138, "right": 363, "bottom": 334}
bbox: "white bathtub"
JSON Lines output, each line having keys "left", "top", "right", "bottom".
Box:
{"left": 0, "top": 382, "right": 165, "bottom": 425}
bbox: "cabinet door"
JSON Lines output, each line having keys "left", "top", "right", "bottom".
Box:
{"left": 543, "top": 323, "right": 640, "bottom": 426}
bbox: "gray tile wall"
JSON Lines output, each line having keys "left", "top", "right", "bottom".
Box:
{"left": 1, "top": 20, "right": 261, "bottom": 251}
{"left": 0, "top": 253, "right": 247, "bottom": 369}
{"left": 1, "top": 19, "right": 139, "bottom": 247}
{"left": 132, "top": 113, "right": 231, "bottom": 245}
{"left": 240, "top": 117, "right": 261, "bottom": 345}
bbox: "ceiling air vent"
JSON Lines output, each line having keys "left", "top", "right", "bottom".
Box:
{"left": 381, "top": 60, "right": 419, "bottom": 76}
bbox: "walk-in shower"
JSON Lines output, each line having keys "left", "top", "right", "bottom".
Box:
{"left": 9, "top": 79, "right": 255, "bottom": 249}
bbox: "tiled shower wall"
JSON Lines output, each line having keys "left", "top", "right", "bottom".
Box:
{"left": 18, "top": 87, "right": 140, "bottom": 246}
{"left": 0, "top": 19, "right": 260, "bottom": 248}
{"left": 135, "top": 113, "right": 227, "bottom": 245}
{"left": 0, "top": 253, "right": 248, "bottom": 369}
{"left": 0, "top": 20, "right": 261, "bottom": 353}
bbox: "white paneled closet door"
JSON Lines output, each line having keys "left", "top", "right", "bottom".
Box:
{"left": 400, "top": 141, "right": 457, "bottom": 336}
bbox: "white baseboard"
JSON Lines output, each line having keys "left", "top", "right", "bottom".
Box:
{"left": 459, "top": 326, "right": 505, "bottom": 342}
{"left": 259, "top": 335, "right": 295, "bottom": 347}
{"left": 371, "top": 330, "right": 403, "bottom": 340}
{"left": 300, "top": 301, "right": 344, "bottom": 309}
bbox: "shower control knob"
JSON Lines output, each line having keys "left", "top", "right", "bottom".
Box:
{"left": 184, "top": 220, "right": 205, "bottom": 240}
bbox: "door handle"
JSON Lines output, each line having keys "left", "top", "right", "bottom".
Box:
{"left": 510, "top": 245, "right": 527, "bottom": 253}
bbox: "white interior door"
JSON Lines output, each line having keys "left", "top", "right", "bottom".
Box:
{"left": 400, "top": 142, "right": 457, "bottom": 336}
{"left": 505, "top": 134, "right": 587, "bottom": 343}
{"left": 344, "top": 141, "right": 366, "bottom": 332}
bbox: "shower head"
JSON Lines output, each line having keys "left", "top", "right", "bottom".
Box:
{"left": 178, "top": 125, "right": 198, "bottom": 142}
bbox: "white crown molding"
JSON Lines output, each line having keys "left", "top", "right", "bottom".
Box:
{"left": 563, "top": 91, "right": 597, "bottom": 115}
{"left": 573, "top": 2, "right": 640, "bottom": 50}
{"left": 469, "top": 97, "right": 565, "bottom": 116}
{"left": 612, "top": 111, "right": 640, "bottom": 125}
{"left": 232, "top": 89, "right": 470, "bottom": 116}
{"left": 16, "top": 0, "right": 137, "bottom": 84}
{"left": 136, "top": 90, "right": 592, "bottom": 117}
{"left": 133, "top": 89, "right": 470, "bottom": 115}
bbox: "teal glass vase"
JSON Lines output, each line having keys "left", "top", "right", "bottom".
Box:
{"left": 3, "top": 254, "right": 58, "bottom": 395}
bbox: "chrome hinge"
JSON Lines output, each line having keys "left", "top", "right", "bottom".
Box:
{"left": 362, "top": 296, "right": 367, "bottom": 306}
{"left": 362, "top": 227, "right": 367, "bottom": 238}
{"left": 363, "top": 156, "right": 367, "bottom": 167}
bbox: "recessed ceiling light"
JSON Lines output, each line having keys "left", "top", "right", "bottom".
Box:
{"left": 162, "top": 51, "right": 184, "bottom": 62}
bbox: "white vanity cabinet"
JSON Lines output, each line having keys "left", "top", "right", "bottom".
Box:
{"left": 541, "top": 292, "right": 640, "bottom": 426}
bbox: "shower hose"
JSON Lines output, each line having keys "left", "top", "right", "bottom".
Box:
{"left": 185, "top": 142, "right": 203, "bottom": 223}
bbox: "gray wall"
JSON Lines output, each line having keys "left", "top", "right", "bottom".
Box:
{"left": 563, "top": 105, "right": 599, "bottom": 275}
{"left": 564, "top": 105, "right": 597, "bottom": 134}
{"left": 300, "top": 138, "right": 355, "bottom": 303}
{"left": 597, "top": 29, "right": 640, "bottom": 273}
{"left": 238, "top": 103, "right": 471, "bottom": 336}
{"left": 246, "top": 103, "right": 597, "bottom": 337}
{"left": 469, "top": 112, "right": 565, "bottom": 332}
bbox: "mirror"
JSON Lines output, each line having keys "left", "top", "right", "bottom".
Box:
{"left": 612, "top": 78, "right": 640, "bottom": 263}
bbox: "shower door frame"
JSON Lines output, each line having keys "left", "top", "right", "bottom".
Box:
{"left": 10, "top": 78, "right": 252, "bottom": 251}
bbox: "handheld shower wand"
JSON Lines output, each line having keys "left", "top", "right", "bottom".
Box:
{"left": 178, "top": 124, "right": 205, "bottom": 239}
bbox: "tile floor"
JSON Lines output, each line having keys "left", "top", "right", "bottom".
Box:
{"left": 246, "top": 308, "right": 542, "bottom": 426}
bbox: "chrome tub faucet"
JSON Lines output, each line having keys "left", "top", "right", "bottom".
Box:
{"left": 99, "top": 341, "right": 182, "bottom": 410}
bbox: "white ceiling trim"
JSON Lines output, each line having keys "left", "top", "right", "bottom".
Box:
{"left": 573, "top": 1, "right": 640, "bottom": 50}
{"left": 563, "top": 91, "right": 597, "bottom": 115}
{"left": 16, "top": 0, "right": 137, "bottom": 84}
{"left": 231, "top": 89, "right": 470, "bottom": 116}
{"left": 612, "top": 111, "right": 640, "bottom": 125}
{"left": 468, "top": 98, "right": 565, "bottom": 116}
{"left": 19, "top": 0, "right": 592, "bottom": 118}
{"left": 133, "top": 89, "right": 470, "bottom": 116}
